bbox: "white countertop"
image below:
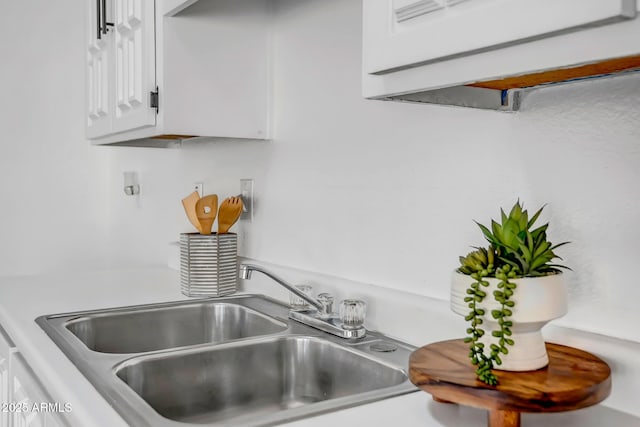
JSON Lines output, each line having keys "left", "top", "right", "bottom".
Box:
{"left": 0, "top": 267, "right": 638, "bottom": 427}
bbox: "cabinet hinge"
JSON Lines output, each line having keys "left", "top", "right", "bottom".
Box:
{"left": 150, "top": 88, "right": 159, "bottom": 112}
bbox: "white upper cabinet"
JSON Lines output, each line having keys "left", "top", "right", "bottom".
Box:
{"left": 364, "top": 0, "right": 637, "bottom": 74}
{"left": 87, "top": 0, "right": 272, "bottom": 146}
{"left": 86, "top": 0, "right": 114, "bottom": 138}
{"left": 111, "top": 0, "right": 157, "bottom": 134}
{"left": 86, "top": 0, "right": 156, "bottom": 140}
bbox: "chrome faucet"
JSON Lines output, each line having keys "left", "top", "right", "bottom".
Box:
{"left": 239, "top": 264, "right": 325, "bottom": 311}
{"left": 239, "top": 263, "right": 366, "bottom": 339}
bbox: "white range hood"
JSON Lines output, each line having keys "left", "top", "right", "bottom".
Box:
{"left": 362, "top": 0, "right": 640, "bottom": 110}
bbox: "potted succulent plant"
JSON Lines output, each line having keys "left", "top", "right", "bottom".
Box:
{"left": 451, "top": 201, "right": 569, "bottom": 385}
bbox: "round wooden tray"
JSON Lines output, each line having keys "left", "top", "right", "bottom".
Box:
{"left": 409, "top": 339, "right": 611, "bottom": 427}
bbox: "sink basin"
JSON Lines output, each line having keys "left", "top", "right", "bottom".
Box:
{"left": 116, "top": 336, "right": 409, "bottom": 425}
{"left": 65, "top": 301, "right": 287, "bottom": 353}
{"left": 37, "top": 294, "right": 417, "bottom": 426}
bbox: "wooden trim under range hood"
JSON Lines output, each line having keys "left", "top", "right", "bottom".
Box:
{"left": 98, "top": 133, "right": 270, "bottom": 148}
{"left": 468, "top": 55, "right": 640, "bottom": 90}
{"left": 387, "top": 55, "right": 640, "bottom": 112}
{"left": 364, "top": 0, "right": 640, "bottom": 111}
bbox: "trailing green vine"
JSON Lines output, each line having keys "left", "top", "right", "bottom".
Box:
{"left": 463, "top": 265, "right": 517, "bottom": 386}
{"left": 458, "top": 201, "right": 570, "bottom": 385}
{"left": 464, "top": 269, "right": 496, "bottom": 385}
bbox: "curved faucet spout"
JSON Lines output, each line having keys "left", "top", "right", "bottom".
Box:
{"left": 239, "top": 264, "right": 324, "bottom": 312}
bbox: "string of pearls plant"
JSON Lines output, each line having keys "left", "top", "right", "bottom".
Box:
{"left": 458, "top": 201, "right": 569, "bottom": 385}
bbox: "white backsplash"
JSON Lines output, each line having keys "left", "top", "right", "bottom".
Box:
{"left": 115, "top": 0, "right": 640, "bottom": 348}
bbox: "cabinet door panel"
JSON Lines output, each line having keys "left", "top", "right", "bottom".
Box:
{"left": 363, "top": 0, "right": 636, "bottom": 74}
{"left": 0, "top": 325, "right": 12, "bottom": 427}
{"left": 86, "top": 0, "right": 112, "bottom": 138}
{"left": 44, "top": 414, "right": 64, "bottom": 427}
{"left": 11, "top": 354, "right": 52, "bottom": 427}
{"left": 112, "top": 0, "right": 156, "bottom": 134}
{"left": 1, "top": 357, "right": 7, "bottom": 427}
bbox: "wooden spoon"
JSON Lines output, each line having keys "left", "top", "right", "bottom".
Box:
{"left": 195, "top": 194, "right": 218, "bottom": 235}
{"left": 217, "top": 196, "right": 243, "bottom": 234}
{"left": 181, "top": 191, "right": 202, "bottom": 233}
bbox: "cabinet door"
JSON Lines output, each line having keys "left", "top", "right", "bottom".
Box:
{"left": 111, "top": 0, "right": 156, "bottom": 134}
{"left": 11, "top": 354, "right": 43, "bottom": 427}
{"left": 0, "top": 356, "right": 7, "bottom": 427}
{"left": 363, "top": 0, "right": 637, "bottom": 74}
{"left": 43, "top": 414, "right": 64, "bottom": 427}
{"left": 11, "top": 354, "right": 47, "bottom": 427}
{"left": 0, "top": 326, "right": 15, "bottom": 427}
{"left": 86, "top": 0, "right": 113, "bottom": 138}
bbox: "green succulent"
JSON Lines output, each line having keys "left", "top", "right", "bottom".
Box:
{"left": 458, "top": 246, "right": 496, "bottom": 275}
{"left": 457, "top": 201, "right": 570, "bottom": 386}
{"left": 475, "top": 201, "right": 569, "bottom": 276}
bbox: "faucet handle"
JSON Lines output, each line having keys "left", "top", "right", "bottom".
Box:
{"left": 317, "top": 293, "right": 334, "bottom": 315}
{"left": 289, "top": 284, "right": 313, "bottom": 309}
{"left": 339, "top": 299, "right": 366, "bottom": 330}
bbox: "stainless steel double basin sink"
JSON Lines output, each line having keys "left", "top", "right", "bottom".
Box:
{"left": 37, "top": 295, "right": 417, "bottom": 426}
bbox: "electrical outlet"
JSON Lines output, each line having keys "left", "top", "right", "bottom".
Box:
{"left": 240, "top": 179, "right": 253, "bottom": 221}
{"left": 194, "top": 182, "right": 204, "bottom": 198}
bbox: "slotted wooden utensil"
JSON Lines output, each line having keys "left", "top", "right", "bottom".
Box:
{"left": 181, "top": 191, "right": 202, "bottom": 233}
{"left": 195, "top": 194, "right": 218, "bottom": 235}
{"left": 217, "top": 196, "right": 243, "bottom": 234}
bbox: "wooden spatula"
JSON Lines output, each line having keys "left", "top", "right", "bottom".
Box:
{"left": 195, "top": 194, "right": 218, "bottom": 235}
{"left": 217, "top": 196, "right": 243, "bottom": 234}
{"left": 181, "top": 191, "right": 202, "bottom": 233}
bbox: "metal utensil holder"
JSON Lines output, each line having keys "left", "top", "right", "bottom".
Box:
{"left": 180, "top": 233, "right": 238, "bottom": 297}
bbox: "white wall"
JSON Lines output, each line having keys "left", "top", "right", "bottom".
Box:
{"left": 0, "top": 0, "right": 111, "bottom": 275}
{"left": 1, "top": 0, "right": 638, "bottom": 341}
{"left": 101, "top": 0, "right": 640, "bottom": 340}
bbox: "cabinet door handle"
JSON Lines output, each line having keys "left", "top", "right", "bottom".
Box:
{"left": 96, "top": 0, "right": 102, "bottom": 39}
{"left": 101, "top": 0, "right": 114, "bottom": 35}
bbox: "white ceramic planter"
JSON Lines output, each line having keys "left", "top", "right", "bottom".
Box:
{"left": 451, "top": 271, "right": 568, "bottom": 371}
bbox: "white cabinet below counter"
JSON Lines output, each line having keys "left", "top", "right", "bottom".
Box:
{"left": 1, "top": 325, "right": 67, "bottom": 427}
{"left": 11, "top": 354, "right": 66, "bottom": 427}
{"left": 0, "top": 325, "right": 15, "bottom": 427}
{"left": 86, "top": 0, "right": 272, "bottom": 146}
